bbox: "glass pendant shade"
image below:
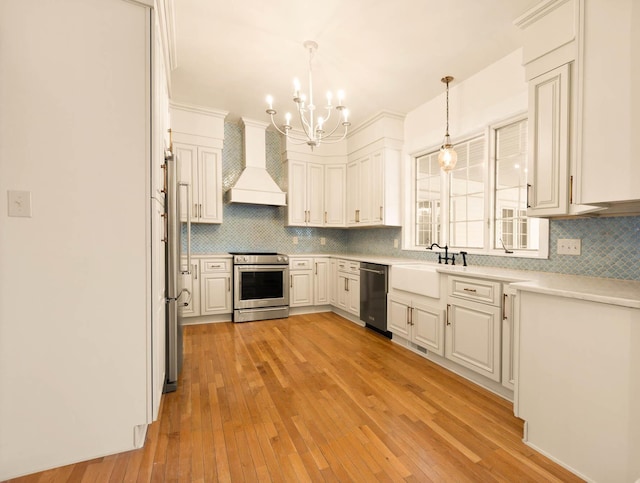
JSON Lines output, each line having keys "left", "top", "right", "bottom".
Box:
{"left": 438, "top": 139, "right": 457, "bottom": 172}
{"left": 438, "top": 76, "right": 457, "bottom": 172}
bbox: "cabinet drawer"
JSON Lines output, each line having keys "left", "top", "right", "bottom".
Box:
{"left": 290, "top": 258, "right": 312, "bottom": 270}
{"left": 336, "top": 259, "right": 360, "bottom": 274}
{"left": 448, "top": 276, "right": 501, "bottom": 306}
{"left": 200, "top": 258, "right": 230, "bottom": 273}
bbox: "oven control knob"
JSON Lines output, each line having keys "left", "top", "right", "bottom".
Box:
{"left": 242, "top": 256, "right": 248, "bottom": 262}
{"left": 278, "top": 256, "right": 287, "bottom": 263}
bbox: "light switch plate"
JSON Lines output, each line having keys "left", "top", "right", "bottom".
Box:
{"left": 8, "top": 190, "right": 32, "bottom": 217}
{"left": 292, "top": 236, "right": 299, "bottom": 245}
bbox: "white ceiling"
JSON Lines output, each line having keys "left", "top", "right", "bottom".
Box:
{"left": 169, "top": 0, "right": 540, "bottom": 128}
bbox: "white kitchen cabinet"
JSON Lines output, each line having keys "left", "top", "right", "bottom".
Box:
{"left": 517, "top": 290, "right": 640, "bottom": 483}
{"left": 517, "top": 0, "right": 640, "bottom": 216}
{"left": 445, "top": 276, "right": 502, "bottom": 382}
{"left": 289, "top": 257, "right": 314, "bottom": 307}
{"left": 526, "top": 64, "right": 571, "bottom": 216}
{"left": 174, "top": 142, "right": 223, "bottom": 223}
{"left": 200, "top": 258, "right": 232, "bottom": 315}
{"left": 335, "top": 259, "right": 360, "bottom": 317}
{"left": 346, "top": 148, "right": 401, "bottom": 227}
{"left": 313, "top": 258, "right": 330, "bottom": 305}
{"left": 286, "top": 161, "right": 324, "bottom": 226}
{"left": 329, "top": 258, "right": 338, "bottom": 305}
{"left": 501, "top": 286, "right": 517, "bottom": 391}
{"left": 324, "top": 164, "right": 346, "bottom": 226}
{"left": 179, "top": 258, "right": 200, "bottom": 317}
{"left": 388, "top": 294, "right": 444, "bottom": 356}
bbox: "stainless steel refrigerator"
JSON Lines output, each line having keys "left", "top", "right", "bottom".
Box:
{"left": 164, "top": 149, "right": 184, "bottom": 393}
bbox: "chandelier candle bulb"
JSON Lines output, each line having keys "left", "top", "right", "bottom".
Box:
{"left": 265, "top": 40, "right": 350, "bottom": 149}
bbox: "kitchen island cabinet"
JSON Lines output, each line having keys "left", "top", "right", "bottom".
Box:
{"left": 516, "top": 289, "right": 640, "bottom": 483}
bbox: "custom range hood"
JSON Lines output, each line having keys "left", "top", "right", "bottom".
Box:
{"left": 226, "top": 118, "right": 287, "bottom": 206}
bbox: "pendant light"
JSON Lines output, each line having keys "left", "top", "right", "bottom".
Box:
{"left": 438, "top": 76, "right": 457, "bottom": 172}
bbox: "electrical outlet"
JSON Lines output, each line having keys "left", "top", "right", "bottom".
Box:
{"left": 292, "top": 236, "right": 298, "bottom": 245}
{"left": 320, "top": 237, "right": 326, "bottom": 245}
{"left": 393, "top": 238, "right": 399, "bottom": 248}
{"left": 557, "top": 238, "right": 581, "bottom": 255}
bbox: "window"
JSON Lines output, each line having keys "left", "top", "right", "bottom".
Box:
{"left": 409, "top": 116, "right": 548, "bottom": 258}
{"left": 449, "top": 136, "right": 485, "bottom": 249}
{"left": 415, "top": 152, "right": 441, "bottom": 246}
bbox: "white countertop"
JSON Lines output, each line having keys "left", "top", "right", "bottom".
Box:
{"left": 414, "top": 262, "right": 640, "bottom": 309}
{"left": 190, "top": 252, "right": 640, "bottom": 309}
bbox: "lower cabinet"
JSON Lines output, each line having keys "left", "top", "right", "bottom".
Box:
{"left": 179, "top": 259, "right": 200, "bottom": 317}
{"left": 289, "top": 257, "right": 314, "bottom": 308}
{"left": 501, "top": 286, "right": 517, "bottom": 391}
{"left": 313, "top": 257, "right": 330, "bottom": 305}
{"left": 388, "top": 294, "right": 444, "bottom": 356}
{"left": 180, "top": 257, "right": 232, "bottom": 318}
{"left": 336, "top": 259, "right": 360, "bottom": 317}
{"left": 200, "top": 258, "right": 232, "bottom": 315}
{"left": 445, "top": 276, "right": 502, "bottom": 382}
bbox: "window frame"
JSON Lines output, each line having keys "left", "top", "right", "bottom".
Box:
{"left": 404, "top": 113, "right": 549, "bottom": 259}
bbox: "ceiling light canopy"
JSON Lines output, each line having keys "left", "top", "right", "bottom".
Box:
{"left": 438, "top": 75, "right": 457, "bottom": 172}
{"left": 266, "top": 40, "right": 350, "bottom": 150}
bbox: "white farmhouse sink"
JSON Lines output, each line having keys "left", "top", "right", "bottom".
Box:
{"left": 391, "top": 263, "right": 440, "bottom": 298}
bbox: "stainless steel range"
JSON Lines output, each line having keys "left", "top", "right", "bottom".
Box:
{"left": 232, "top": 252, "right": 289, "bottom": 322}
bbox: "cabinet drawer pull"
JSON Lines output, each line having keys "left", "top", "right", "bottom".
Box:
{"left": 526, "top": 183, "right": 531, "bottom": 209}
{"left": 379, "top": 206, "right": 383, "bottom": 220}
{"left": 226, "top": 277, "right": 230, "bottom": 292}
{"left": 315, "top": 263, "right": 318, "bottom": 275}
{"left": 290, "top": 275, "right": 293, "bottom": 288}
{"left": 446, "top": 304, "right": 451, "bottom": 326}
{"left": 324, "top": 211, "right": 327, "bottom": 224}
{"left": 463, "top": 288, "right": 477, "bottom": 293}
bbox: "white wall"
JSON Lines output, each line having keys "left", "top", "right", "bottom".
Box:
{"left": 404, "top": 49, "right": 528, "bottom": 156}
{"left": 0, "top": 0, "right": 151, "bottom": 478}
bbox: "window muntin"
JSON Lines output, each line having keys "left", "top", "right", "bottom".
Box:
{"left": 494, "top": 119, "right": 538, "bottom": 251}
{"left": 449, "top": 136, "right": 485, "bottom": 248}
{"left": 410, "top": 115, "right": 547, "bottom": 257}
{"left": 415, "top": 153, "right": 441, "bottom": 246}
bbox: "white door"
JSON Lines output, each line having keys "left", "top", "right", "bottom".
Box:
{"left": 174, "top": 143, "right": 197, "bottom": 221}
{"left": 324, "top": 164, "right": 345, "bottom": 226}
{"left": 445, "top": 299, "right": 501, "bottom": 381}
{"left": 198, "top": 147, "right": 222, "bottom": 223}
{"left": 290, "top": 270, "right": 313, "bottom": 307}
{"left": 314, "top": 259, "right": 329, "bottom": 305}
{"left": 200, "top": 273, "right": 230, "bottom": 314}
{"left": 346, "top": 160, "right": 359, "bottom": 225}
{"left": 307, "top": 163, "right": 324, "bottom": 226}
{"left": 388, "top": 295, "right": 410, "bottom": 338}
{"left": 411, "top": 301, "right": 444, "bottom": 356}
{"left": 288, "top": 160, "right": 307, "bottom": 225}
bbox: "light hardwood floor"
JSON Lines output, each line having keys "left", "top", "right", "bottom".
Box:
{"left": 7, "top": 312, "right": 583, "bottom": 482}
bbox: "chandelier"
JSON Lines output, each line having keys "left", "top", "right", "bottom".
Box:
{"left": 438, "top": 75, "right": 458, "bottom": 172}
{"left": 266, "top": 40, "right": 350, "bottom": 150}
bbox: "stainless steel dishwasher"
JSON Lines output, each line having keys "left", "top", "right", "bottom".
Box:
{"left": 359, "top": 262, "right": 390, "bottom": 338}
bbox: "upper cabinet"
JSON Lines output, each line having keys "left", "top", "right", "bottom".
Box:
{"left": 282, "top": 111, "right": 403, "bottom": 228}
{"left": 285, "top": 160, "right": 326, "bottom": 226}
{"left": 346, "top": 112, "right": 404, "bottom": 227}
{"left": 346, "top": 147, "right": 401, "bottom": 227}
{"left": 516, "top": 0, "right": 640, "bottom": 217}
{"left": 170, "top": 103, "right": 227, "bottom": 224}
